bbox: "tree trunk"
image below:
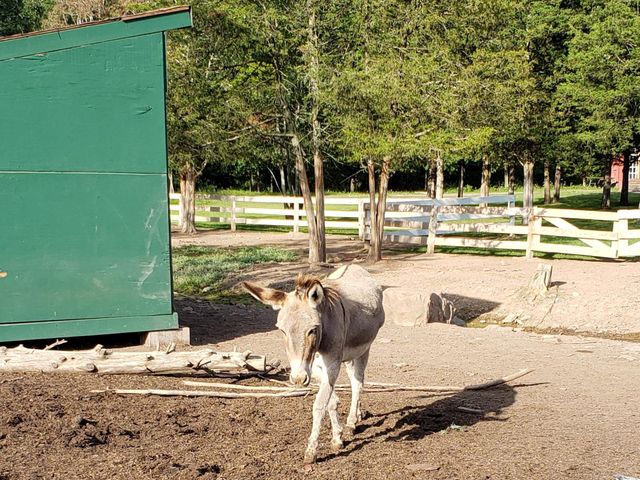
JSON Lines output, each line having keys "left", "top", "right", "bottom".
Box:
{"left": 367, "top": 157, "right": 391, "bottom": 263}
{"left": 168, "top": 171, "right": 175, "bottom": 194}
{"left": 543, "top": 159, "right": 551, "bottom": 204}
{"left": 307, "top": 0, "right": 325, "bottom": 263}
{"left": 601, "top": 156, "right": 612, "bottom": 209}
{"left": 291, "top": 134, "right": 320, "bottom": 262}
{"left": 552, "top": 164, "right": 561, "bottom": 203}
{"left": 279, "top": 165, "right": 287, "bottom": 193}
{"left": 435, "top": 153, "right": 444, "bottom": 199}
{"left": 620, "top": 151, "right": 630, "bottom": 206}
{"left": 457, "top": 159, "right": 465, "bottom": 198}
{"left": 522, "top": 156, "right": 534, "bottom": 222}
{"left": 427, "top": 158, "right": 436, "bottom": 199}
{"left": 367, "top": 158, "right": 377, "bottom": 253}
{"left": 179, "top": 163, "right": 197, "bottom": 235}
{"left": 0, "top": 344, "right": 266, "bottom": 375}
{"left": 508, "top": 162, "right": 515, "bottom": 195}
{"left": 481, "top": 156, "right": 491, "bottom": 197}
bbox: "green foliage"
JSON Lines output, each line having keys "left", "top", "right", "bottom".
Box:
{"left": 0, "top": 0, "right": 54, "bottom": 36}
{"left": 172, "top": 245, "right": 297, "bottom": 298}
{"left": 555, "top": 0, "right": 640, "bottom": 165}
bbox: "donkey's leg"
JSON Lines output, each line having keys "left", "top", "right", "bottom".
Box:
{"left": 304, "top": 358, "right": 340, "bottom": 465}
{"left": 327, "top": 390, "right": 343, "bottom": 451}
{"left": 345, "top": 349, "right": 370, "bottom": 432}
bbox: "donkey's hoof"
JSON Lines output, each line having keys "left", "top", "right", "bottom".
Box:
{"left": 303, "top": 464, "right": 314, "bottom": 473}
{"left": 343, "top": 425, "right": 356, "bottom": 440}
{"left": 304, "top": 450, "right": 317, "bottom": 466}
{"left": 331, "top": 438, "right": 344, "bottom": 451}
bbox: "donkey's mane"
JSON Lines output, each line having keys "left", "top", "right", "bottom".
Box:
{"left": 295, "top": 273, "right": 341, "bottom": 306}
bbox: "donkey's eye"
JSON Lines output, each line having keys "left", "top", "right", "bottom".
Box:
{"left": 306, "top": 327, "right": 318, "bottom": 337}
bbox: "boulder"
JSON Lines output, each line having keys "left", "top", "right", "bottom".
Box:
{"left": 383, "top": 289, "right": 464, "bottom": 327}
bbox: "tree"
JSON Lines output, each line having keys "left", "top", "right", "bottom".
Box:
{"left": 1, "top": 0, "right": 54, "bottom": 35}
{"left": 556, "top": 0, "right": 640, "bottom": 208}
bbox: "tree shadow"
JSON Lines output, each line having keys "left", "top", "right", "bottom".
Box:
{"left": 319, "top": 383, "right": 534, "bottom": 463}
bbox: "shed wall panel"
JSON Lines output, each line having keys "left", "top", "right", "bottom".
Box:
{"left": 0, "top": 33, "right": 166, "bottom": 174}
{"left": 0, "top": 172, "right": 172, "bottom": 324}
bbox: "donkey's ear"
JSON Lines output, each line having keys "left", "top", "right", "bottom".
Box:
{"left": 241, "top": 282, "right": 286, "bottom": 310}
{"left": 306, "top": 282, "right": 325, "bottom": 308}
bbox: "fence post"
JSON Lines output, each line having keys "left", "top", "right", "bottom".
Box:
{"left": 526, "top": 208, "right": 542, "bottom": 259}
{"left": 231, "top": 197, "right": 237, "bottom": 232}
{"left": 293, "top": 200, "right": 300, "bottom": 233}
{"left": 177, "top": 194, "right": 183, "bottom": 228}
{"left": 614, "top": 213, "right": 627, "bottom": 259}
{"left": 358, "top": 200, "right": 365, "bottom": 240}
{"left": 426, "top": 205, "right": 440, "bottom": 255}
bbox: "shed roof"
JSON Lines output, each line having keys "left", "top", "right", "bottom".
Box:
{"left": 0, "top": 6, "right": 192, "bottom": 62}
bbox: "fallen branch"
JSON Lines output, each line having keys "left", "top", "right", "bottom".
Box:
{"left": 464, "top": 368, "right": 533, "bottom": 390}
{"left": 92, "top": 388, "right": 309, "bottom": 398}
{"left": 0, "top": 344, "right": 267, "bottom": 375}
{"left": 183, "top": 369, "right": 534, "bottom": 394}
{"left": 44, "top": 339, "right": 67, "bottom": 351}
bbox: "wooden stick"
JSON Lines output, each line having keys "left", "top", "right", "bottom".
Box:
{"left": 92, "top": 388, "right": 309, "bottom": 398}
{"left": 464, "top": 368, "right": 534, "bottom": 390}
{"left": 183, "top": 380, "right": 308, "bottom": 392}
{"left": 184, "top": 369, "right": 534, "bottom": 394}
{"left": 457, "top": 406, "right": 483, "bottom": 414}
{"left": 44, "top": 339, "right": 68, "bottom": 351}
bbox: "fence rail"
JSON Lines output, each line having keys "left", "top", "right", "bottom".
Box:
{"left": 170, "top": 193, "right": 640, "bottom": 259}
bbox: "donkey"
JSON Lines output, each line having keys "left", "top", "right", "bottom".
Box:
{"left": 242, "top": 264, "right": 384, "bottom": 465}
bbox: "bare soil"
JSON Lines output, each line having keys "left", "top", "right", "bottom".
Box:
{"left": 1, "top": 231, "right": 639, "bottom": 480}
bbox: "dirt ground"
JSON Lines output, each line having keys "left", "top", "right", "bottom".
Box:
{"left": 1, "top": 231, "right": 639, "bottom": 480}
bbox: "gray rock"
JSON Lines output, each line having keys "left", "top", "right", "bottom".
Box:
{"left": 382, "top": 288, "right": 464, "bottom": 327}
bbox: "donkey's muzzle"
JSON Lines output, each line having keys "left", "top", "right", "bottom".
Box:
{"left": 290, "top": 370, "right": 310, "bottom": 387}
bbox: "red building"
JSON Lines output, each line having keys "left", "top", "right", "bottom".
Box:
{"left": 611, "top": 154, "right": 640, "bottom": 192}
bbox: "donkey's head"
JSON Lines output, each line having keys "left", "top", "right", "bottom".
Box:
{"left": 242, "top": 274, "right": 330, "bottom": 387}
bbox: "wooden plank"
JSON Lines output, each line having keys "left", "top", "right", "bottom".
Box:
{"left": 533, "top": 242, "right": 616, "bottom": 258}
{"left": 385, "top": 194, "right": 514, "bottom": 207}
{"left": 437, "top": 206, "right": 522, "bottom": 215}
{"left": 0, "top": 314, "right": 178, "bottom": 343}
{"left": 0, "top": 8, "right": 192, "bottom": 62}
{"left": 535, "top": 226, "right": 618, "bottom": 241}
{"left": 543, "top": 216, "right": 611, "bottom": 250}
{"left": 380, "top": 234, "right": 428, "bottom": 245}
{"left": 435, "top": 237, "right": 528, "bottom": 251}
{"left": 2, "top": 35, "right": 167, "bottom": 175}
{"left": 534, "top": 207, "right": 618, "bottom": 221}
{"left": 242, "top": 207, "right": 295, "bottom": 216}
{"left": 384, "top": 229, "right": 430, "bottom": 237}
{"left": 384, "top": 219, "right": 430, "bottom": 229}
{"left": 436, "top": 223, "right": 528, "bottom": 235}
{"left": 620, "top": 229, "right": 640, "bottom": 239}
{"left": 194, "top": 215, "right": 226, "bottom": 223}
{"left": 437, "top": 213, "right": 509, "bottom": 221}
{"left": 324, "top": 210, "right": 360, "bottom": 218}
{"left": 617, "top": 209, "right": 640, "bottom": 220}
{"left": 618, "top": 241, "right": 640, "bottom": 257}
{"left": 325, "top": 221, "right": 359, "bottom": 228}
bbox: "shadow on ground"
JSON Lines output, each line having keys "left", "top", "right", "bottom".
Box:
{"left": 320, "top": 383, "right": 534, "bottom": 463}
{"left": 442, "top": 294, "right": 502, "bottom": 322}
{"left": 176, "top": 299, "right": 277, "bottom": 345}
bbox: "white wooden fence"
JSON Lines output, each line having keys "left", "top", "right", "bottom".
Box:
{"left": 170, "top": 193, "right": 366, "bottom": 235}
{"left": 170, "top": 193, "right": 640, "bottom": 259}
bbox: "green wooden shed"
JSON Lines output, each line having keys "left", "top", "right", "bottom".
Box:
{"left": 0, "top": 7, "right": 192, "bottom": 343}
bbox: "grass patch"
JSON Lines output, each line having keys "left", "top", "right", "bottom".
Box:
{"left": 172, "top": 245, "right": 297, "bottom": 300}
